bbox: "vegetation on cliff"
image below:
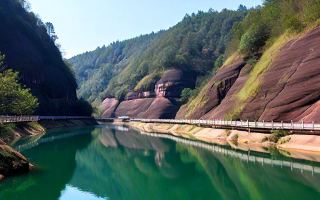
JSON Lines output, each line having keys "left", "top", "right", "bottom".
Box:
{"left": 0, "top": 0, "right": 92, "bottom": 116}
{"left": 179, "top": 0, "right": 320, "bottom": 120}
{"left": 0, "top": 55, "right": 38, "bottom": 115}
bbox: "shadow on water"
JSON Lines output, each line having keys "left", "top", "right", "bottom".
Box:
{"left": 1, "top": 125, "right": 320, "bottom": 200}
{"left": 0, "top": 126, "right": 95, "bottom": 200}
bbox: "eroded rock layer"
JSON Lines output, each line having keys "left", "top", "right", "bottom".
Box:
{"left": 115, "top": 98, "right": 179, "bottom": 119}
{"left": 100, "top": 98, "right": 119, "bottom": 118}
{"left": 176, "top": 26, "right": 320, "bottom": 122}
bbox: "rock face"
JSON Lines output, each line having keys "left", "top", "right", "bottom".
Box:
{"left": 178, "top": 26, "right": 320, "bottom": 122}
{"left": 176, "top": 58, "right": 246, "bottom": 119}
{"left": 100, "top": 98, "right": 119, "bottom": 118}
{"left": 0, "top": 145, "right": 29, "bottom": 177}
{"left": 155, "top": 69, "right": 196, "bottom": 98}
{"left": 100, "top": 69, "right": 192, "bottom": 119}
{"left": 243, "top": 27, "right": 320, "bottom": 122}
{"left": 0, "top": 1, "right": 87, "bottom": 116}
{"left": 115, "top": 98, "right": 179, "bottom": 119}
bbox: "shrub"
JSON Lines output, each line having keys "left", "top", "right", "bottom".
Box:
{"left": 261, "top": 136, "right": 269, "bottom": 143}
{"left": 239, "top": 25, "right": 269, "bottom": 55}
{"left": 231, "top": 133, "right": 239, "bottom": 141}
{"left": 225, "top": 129, "right": 231, "bottom": 136}
{"left": 277, "top": 136, "right": 291, "bottom": 145}
{"left": 180, "top": 88, "right": 193, "bottom": 104}
{"left": 269, "top": 129, "right": 290, "bottom": 143}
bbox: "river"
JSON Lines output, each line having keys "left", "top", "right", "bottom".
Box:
{"left": 1, "top": 124, "right": 320, "bottom": 200}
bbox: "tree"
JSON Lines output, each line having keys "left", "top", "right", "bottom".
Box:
{"left": 239, "top": 24, "right": 269, "bottom": 55}
{"left": 238, "top": 4, "right": 247, "bottom": 11}
{"left": 45, "top": 22, "right": 58, "bottom": 42}
{"left": 0, "top": 54, "right": 38, "bottom": 115}
{"left": 18, "top": 0, "right": 31, "bottom": 11}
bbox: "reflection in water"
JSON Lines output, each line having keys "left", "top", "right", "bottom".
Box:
{"left": 1, "top": 125, "right": 320, "bottom": 200}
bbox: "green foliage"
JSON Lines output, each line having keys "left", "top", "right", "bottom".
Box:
{"left": 225, "top": 106, "right": 242, "bottom": 121}
{"left": 0, "top": 123, "right": 15, "bottom": 134}
{"left": 277, "top": 136, "right": 291, "bottom": 145}
{"left": 261, "top": 136, "right": 269, "bottom": 143}
{"left": 214, "top": 55, "right": 224, "bottom": 69}
{"left": 227, "top": 0, "right": 320, "bottom": 58}
{"left": 269, "top": 129, "right": 290, "bottom": 143}
{"left": 0, "top": 0, "right": 89, "bottom": 116}
{"left": 70, "top": 9, "right": 249, "bottom": 104}
{"left": 0, "top": 65, "right": 38, "bottom": 115}
{"left": 180, "top": 88, "right": 192, "bottom": 104}
{"left": 231, "top": 133, "right": 239, "bottom": 141}
{"left": 239, "top": 25, "right": 269, "bottom": 55}
{"left": 304, "top": 0, "right": 320, "bottom": 22}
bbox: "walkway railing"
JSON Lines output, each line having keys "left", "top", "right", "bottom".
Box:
{"left": 0, "top": 116, "right": 93, "bottom": 124}
{"left": 2, "top": 115, "right": 319, "bottom": 131}
{"left": 131, "top": 118, "right": 319, "bottom": 131}
{"left": 0, "top": 116, "right": 39, "bottom": 123}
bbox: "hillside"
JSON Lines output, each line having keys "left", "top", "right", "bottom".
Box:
{"left": 0, "top": 0, "right": 92, "bottom": 116}
{"left": 73, "top": 0, "right": 320, "bottom": 121}
{"left": 177, "top": 0, "right": 320, "bottom": 122}
{"left": 70, "top": 8, "right": 249, "bottom": 106}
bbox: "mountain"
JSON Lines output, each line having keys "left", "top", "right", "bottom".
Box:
{"left": 69, "top": 8, "right": 249, "bottom": 107}
{"left": 73, "top": 0, "right": 320, "bottom": 122}
{"left": 0, "top": 0, "right": 92, "bottom": 116}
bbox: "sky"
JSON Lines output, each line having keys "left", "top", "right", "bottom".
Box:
{"left": 28, "top": 0, "right": 262, "bottom": 58}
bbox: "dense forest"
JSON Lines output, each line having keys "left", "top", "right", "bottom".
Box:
{"left": 70, "top": 7, "right": 249, "bottom": 106}
{"left": 0, "top": 0, "right": 92, "bottom": 116}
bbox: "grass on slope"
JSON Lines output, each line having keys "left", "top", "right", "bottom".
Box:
{"left": 184, "top": 53, "right": 241, "bottom": 118}
{"left": 134, "top": 72, "right": 163, "bottom": 91}
{"left": 225, "top": 32, "right": 295, "bottom": 120}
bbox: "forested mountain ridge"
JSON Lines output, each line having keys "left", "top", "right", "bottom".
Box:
{"left": 0, "top": 0, "right": 92, "bottom": 116}
{"left": 70, "top": 8, "right": 249, "bottom": 106}
{"left": 73, "top": 0, "right": 320, "bottom": 122}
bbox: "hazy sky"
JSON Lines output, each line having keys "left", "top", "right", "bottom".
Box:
{"left": 28, "top": 0, "right": 262, "bottom": 58}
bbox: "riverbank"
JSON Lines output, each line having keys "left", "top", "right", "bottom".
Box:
{"left": 0, "top": 118, "right": 98, "bottom": 180}
{"left": 128, "top": 122, "right": 320, "bottom": 158}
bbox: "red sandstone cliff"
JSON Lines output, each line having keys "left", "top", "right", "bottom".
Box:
{"left": 178, "top": 26, "right": 320, "bottom": 122}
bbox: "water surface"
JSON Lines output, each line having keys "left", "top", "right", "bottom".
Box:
{"left": 1, "top": 125, "right": 320, "bottom": 200}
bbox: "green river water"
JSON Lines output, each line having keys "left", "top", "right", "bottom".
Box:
{"left": 1, "top": 125, "right": 320, "bottom": 200}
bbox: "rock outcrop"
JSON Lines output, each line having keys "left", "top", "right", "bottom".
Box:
{"left": 243, "top": 27, "right": 320, "bottom": 122}
{"left": 100, "top": 69, "right": 191, "bottom": 119}
{"left": 114, "top": 98, "right": 179, "bottom": 119}
{"left": 100, "top": 98, "right": 119, "bottom": 118}
{"left": 176, "top": 58, "right": 246, "bottom": 119}
{"left": 177, "top": 26, "right": 320, "bottom": 122}
{"left": 155, "top": 69, "right": 196, "bottom": 98}
{"left": 0, "top": 145, "right": 30, "bottom": 178}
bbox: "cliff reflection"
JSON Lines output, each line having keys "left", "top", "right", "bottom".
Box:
{"left": 70, "top": 126, "right": 320, "bottom": 200}
{"left": 4, "top": 125, "right": 320, "bottom": 200}
{"left": 70, "top": 126, "right": 218, "bottom": 200}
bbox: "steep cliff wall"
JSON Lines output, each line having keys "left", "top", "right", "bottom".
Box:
{"left": 114, "top": 98, "right": 179, "bottom": 119}
{"left": 0, "top": 0, "right": 91, "bottom": 116}
{"left": 178, "top": 26, "right": 320, "bottom": 122}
